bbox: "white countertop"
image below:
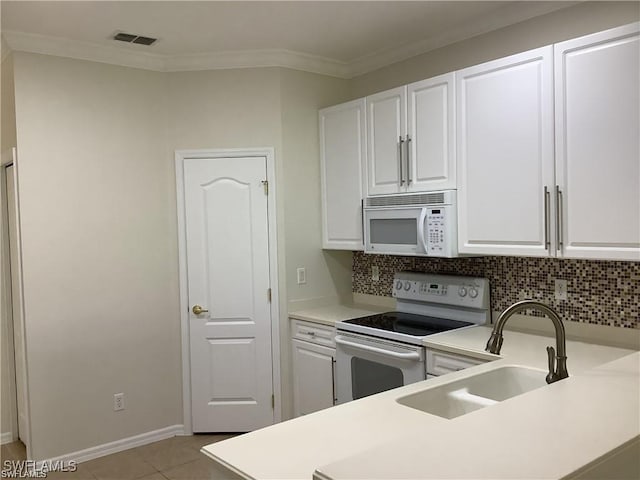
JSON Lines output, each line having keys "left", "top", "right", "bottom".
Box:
{"left": 288, "top": 303, "right": 388, "bottom": 326}
{"left": 201, "top": 325, "right": 638, "bottom": 480}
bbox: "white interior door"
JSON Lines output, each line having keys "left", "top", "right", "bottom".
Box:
{"left": 184, "top": 156, "right": 274, "bottom": 432}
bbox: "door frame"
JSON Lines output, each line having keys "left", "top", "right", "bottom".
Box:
{"left": 175, "top": 147, "right": 281, "bottom": 434}
{"left": 0, "top": 147, "right": 33, "bottom": 457}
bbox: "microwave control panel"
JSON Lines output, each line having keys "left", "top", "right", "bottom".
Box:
{"left": 426, "top": 208, "right": 446, "bottom": 255}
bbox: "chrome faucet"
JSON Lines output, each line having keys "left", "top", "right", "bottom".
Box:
{"left": 485, "top": 300, "right": 569, "bottom": 384}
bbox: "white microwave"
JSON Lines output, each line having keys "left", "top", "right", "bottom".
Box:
{"left": 363, "top": 190, "right": 458, "bottom": 257}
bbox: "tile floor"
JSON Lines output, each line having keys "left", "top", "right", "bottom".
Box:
{"left": 1, "top": 434, "right": 240, "bottom": 480}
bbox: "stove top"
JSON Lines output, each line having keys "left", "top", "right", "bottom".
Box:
{"left": 342, "top": 311, "right": 474, "bottom": 337}
{"left": 336, "top": 272, "right": 489, "bottom": 345}
{"left": 339, "top": 311, "right": 475, "bottom": 344}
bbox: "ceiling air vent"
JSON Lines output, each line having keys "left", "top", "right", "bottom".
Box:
{"left": 113, "top": 32, "right": 157, "bottom": 46}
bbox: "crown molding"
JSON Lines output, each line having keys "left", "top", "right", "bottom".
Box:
{"left": 2, "top": 30, "right": 351, "bottom": 78}
{"left": 0, "top": 1, "right": 579, "bottom": 79}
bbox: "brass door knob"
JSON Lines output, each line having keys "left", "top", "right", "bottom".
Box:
{"left": 192, "top": 305, "right": 209, "bottom": 315}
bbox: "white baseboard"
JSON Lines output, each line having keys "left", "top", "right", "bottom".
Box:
{"left": 37, "top": 424, "right": 185, "bottom": 467}
{"left": 1, "top": 431, "right": 15, "bottom": 445}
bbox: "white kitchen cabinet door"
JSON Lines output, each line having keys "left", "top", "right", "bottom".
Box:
{"left": 555, "top": 23, "right": 640, "bottom": 261}
{"left": 456, "top": 46, "right": 555, "bottom": 256}
{"left": 366, "top": 86, "right": 406, "bottom": 196}
{"left": 407, "top": 73, "right": 456, "bottom": 192}
{"left": 319, "top": 99, "right": 366, "bottom": 250}
{"left": 291, "top": 339, "right": 336, "bottom": 417}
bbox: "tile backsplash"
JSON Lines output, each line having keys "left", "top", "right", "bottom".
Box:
{"left": 352, "top": 253, "right": 639, "bottom": 329}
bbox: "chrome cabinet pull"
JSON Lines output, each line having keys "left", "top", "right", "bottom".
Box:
{"left": 544, "top": 186, "right": 550, "bottom": 250}
{"left": 406, "top": 135, "right": 412, "bottom": 184}
{"left": 360, "top": 199, "right": 365, "bottom": 244}
{"left": 555, "top": 186, "right": 563, "bottom": 251}
{"left": 398, "top": 136, "right": 405, "bottom": 185}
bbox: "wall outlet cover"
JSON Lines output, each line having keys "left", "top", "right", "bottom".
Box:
{"left": 296, "top": 267, "right": 306, "bottom": 285}
{"left": 555, "top": 279, "right": 568, "bottom": 301}
{"left": 114, "top": 393, "right": 125, "bottom": 411}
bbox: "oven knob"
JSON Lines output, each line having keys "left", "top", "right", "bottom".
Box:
{"left": 469, "top": 287, "right": 478, "bottom": 299}
{"left": 458, "top": 286, "right": 467, "bottom": 297}
{"left": 404, "top": 281, "right": 411, "bottom": 291}
{"left": 395, "top": 281, "right": 403, "bottom": 290}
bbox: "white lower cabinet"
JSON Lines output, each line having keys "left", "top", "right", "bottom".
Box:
{"left": 426, "top": 349, "right": 487, "bottom": 377}
{"left": 291, "top": 320, "right": 336, "bottom": 417}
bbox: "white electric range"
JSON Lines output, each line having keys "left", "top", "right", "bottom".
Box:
{"left": 335, "top": 272, "right": 490, "bottom": 404}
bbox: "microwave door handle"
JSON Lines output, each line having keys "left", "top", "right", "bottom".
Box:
{"left": 417, "top": 208, "right": 428, "bottom": 254}
{"left": 335, "top": 336, "right": 421, "bottom": 360}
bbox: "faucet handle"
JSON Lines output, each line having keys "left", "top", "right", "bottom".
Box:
{"left": 546, "top": 346, "right": 556, "bottom": 384}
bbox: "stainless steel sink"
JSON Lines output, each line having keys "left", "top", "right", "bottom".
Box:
{"left": 397, "top": 366, "right": 548, "bottom": 419}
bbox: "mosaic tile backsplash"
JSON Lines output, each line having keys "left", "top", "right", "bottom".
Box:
{"left": 352, "top": 253, "right": 640, "bottom": 329}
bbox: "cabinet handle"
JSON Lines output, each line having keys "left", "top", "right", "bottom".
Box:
{"left": 544, "top": 186, "right": 550, "bottom": 250}
{"left": 331, "top": 358, "right": 337, "bottom": 405}
{"left": 555, "top": 186, "right": 563, "bottom": 251}
{"left": 360, "top": 199, "right": 365, "bottom": 245}
{"left": 406, "top": 135, "right": 412, "bottom": 184}
{"left": 398, "top": 136, "right": 405, "bottom": 185}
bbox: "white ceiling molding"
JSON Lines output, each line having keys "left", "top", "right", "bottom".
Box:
{"left": 163, "top": 49, "right": 349, "bottom": 78}
{"left": 4, "top": 30, "right": 167, "bottom": 71}
{"left": 1, "top": 0, "right": 578, "bottom": 79}
{"left": 2, "top": 30, "right": 351, "bottom": 78}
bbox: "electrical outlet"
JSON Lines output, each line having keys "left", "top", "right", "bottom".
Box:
{"left": 296, "top": 267, "right": 306, "bottom": 285}
{"left": 371, "top": 266, "right": 380, "bottom": 281}
{"left": 555, "top": 279, "right": 568, "bottom": 301}
{"left": 113, "top": 393, "right": 125, "bottom": 411}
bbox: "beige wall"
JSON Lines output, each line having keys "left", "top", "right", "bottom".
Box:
{"left": 351, "top": 1, "right": 640, "bottom": 97}
{"left": 11, "top": 55, "right": 351, "bottom": 458}
{"left": 278, "top": 68, "right": 351, "bottom": 417}
{"left": 165, "top": 67, "right": 351, "bottom": 420}
{"left": 12, "top": 52, "right": 181, "bottom": 460}
{"left": 1, "top": 54, "right": 17, "bottom": 440}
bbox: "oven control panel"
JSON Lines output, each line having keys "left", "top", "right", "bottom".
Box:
{"left": 392, "top": 272, "right": 489, "bottom": 309}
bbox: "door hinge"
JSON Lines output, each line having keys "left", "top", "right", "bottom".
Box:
{"left": 271, "top": 394, "right": 275, "bottom": 409}
{"left": 261, "top": 180, "right": 269, "bottom": 195}
{"left": 267, "top": 288, "right": 272, "bottom": 302}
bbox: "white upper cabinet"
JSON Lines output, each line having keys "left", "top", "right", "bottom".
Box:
{"left": 554, "top": 23, "right": 640, "bottom": 261}
{"left": 319, "top": 99, "right": 366, "bottom": 250}
{"left": 366, "top": 78, "right": 455, "bottom": 196}
{"left": 407, "top": 73, "right": 456, "bottom": 192}
{"left": 366, "top": 87, "right": 406, "bottom": 195}
{"left": 456, "top": 46, "right": 555, "bottom": 257}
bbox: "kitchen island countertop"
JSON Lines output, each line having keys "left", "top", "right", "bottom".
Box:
{"left": 201, "top": 325, "right": 638, "bottom": 480}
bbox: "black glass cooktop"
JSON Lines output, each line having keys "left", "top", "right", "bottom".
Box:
{"left": 343, "top": 311, "right": 473, "bottom": 337}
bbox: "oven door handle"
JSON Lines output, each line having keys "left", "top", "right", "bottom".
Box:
{"left": 335, "top": 335, "right": 421, "bottom": 360}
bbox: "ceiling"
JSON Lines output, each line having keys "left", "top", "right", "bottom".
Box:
{"left": 1, "top": 1, "right": 577, "bottom": 78}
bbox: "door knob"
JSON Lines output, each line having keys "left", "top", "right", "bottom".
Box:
{"left": 192, "top": 305, "right": 209, "bottom": 315}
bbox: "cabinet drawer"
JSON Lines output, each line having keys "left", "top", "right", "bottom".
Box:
{"left": 291, "top": 319, "right": 336, "bottom": 347}
{"left": 427, "top": 349, "right": 486, "bottom": 376}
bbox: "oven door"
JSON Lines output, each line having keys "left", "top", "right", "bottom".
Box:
{"left": 335, "top": 332, "right": 426, "bottom": 404}
{"left": 364, "top": 206, "right": 428, "bottom": 256}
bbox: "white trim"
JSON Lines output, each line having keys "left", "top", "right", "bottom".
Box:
{"left": 1, "top": 148, "right": 33, "bottom": 460}
{"left": 175, "top": 148, "right": 282, "bottom": 434}
{"left": 36, "top": 425, "right": 184, "bottom": 467}
{"left": 1, "top": 432, "right": 15, "bottom": 445}
{"left": 0, "top": 3, "right": 574, "bottom": 79}
{"left": 3, "top": 30, "right": 349, "bottom": 78}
